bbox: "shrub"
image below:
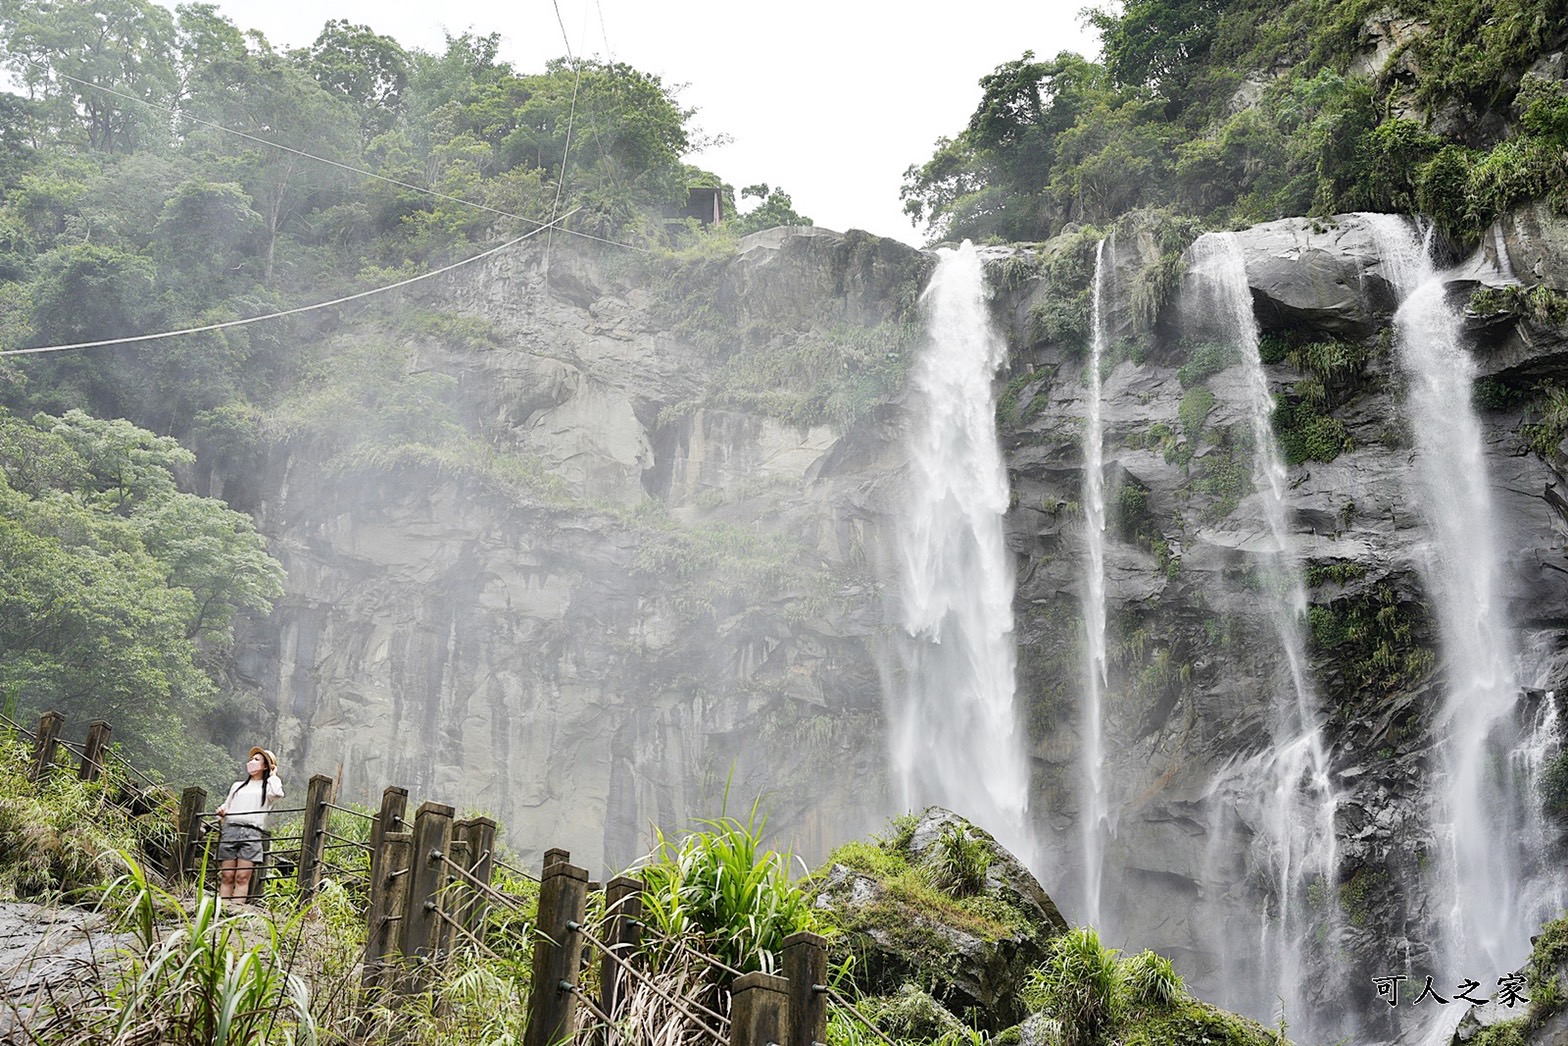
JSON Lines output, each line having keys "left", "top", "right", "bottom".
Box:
{"left": 1178, "top": 387, "right": 1215, "bottom": 438}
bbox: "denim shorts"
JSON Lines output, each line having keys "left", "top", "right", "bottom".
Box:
{"left": 217, "top": 823, "right": 266, "bottom": 863}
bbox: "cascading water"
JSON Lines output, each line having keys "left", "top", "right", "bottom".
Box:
{"left": 1080, "top": 239, "right": 1110, "bottom": 927}
{"left": 887, "top": 241, "right": 1033, "bottom": 862}
{"left": 1365, "top": 215, "right": 1561, "bottom": 990}
{"left": 1186, "top": 233, "right": 1344, "bottom": 1041}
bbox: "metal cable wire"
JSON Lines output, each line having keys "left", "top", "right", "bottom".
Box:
{"left": 321, "top": 831, "right": 374, "bottom": 851}
{"left": 323, "top": 802, "right": 374, "bottom": 820}
{"left": 571, "top": 920, "right": 731, "bottom": 1032}
{"left": 492, "top": 857, "right": 541, "bottom": 882}
{"left": 433, "top": 852, "right": 529, "bottom": 914}
{"left": 432, "top": 907, "right": 508, "bottom": 964}
{"left": 630, "top": 919, "right": 747, "bottom": 979}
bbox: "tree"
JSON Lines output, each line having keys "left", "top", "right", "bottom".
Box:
{"left": 901, "top": 51, "right": 1107, "bottom": 242}
{"left": 0, "top": 0, "right": 178, "bottom": 151}
{"left": 0, "top": 407, "right": 284, "bottom": 779}
{"left": 298, "top": 19, "right": 409, "bottom": 141}
{"left": 729, "top": 183, "right": 811, "bottom": 235}
{"left": 1087, "top": 0, "right": 1230, "bottom": 107}
{"left": 178, "top": 41, "right": 355, "bottom": 281}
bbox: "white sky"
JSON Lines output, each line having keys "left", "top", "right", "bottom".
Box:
{"left": 188, "top": 1, "right": 1103, "bottom": 246}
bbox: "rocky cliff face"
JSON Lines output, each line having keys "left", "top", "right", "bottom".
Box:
{"left": 995, "top": 207, "right": 1568, "bottom": 1039}
{"left": 226, "top": 227, "right": 927, "bottom": 873}
{"left": 224, "top": 210, "right": 1568, "bottom": 1040}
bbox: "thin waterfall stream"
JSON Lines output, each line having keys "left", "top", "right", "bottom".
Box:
{"left": 1186, "top": 233, "right": 1344, "bottom": 1042}
{"left": 1081, "top": 238, "right": 1110, "bottom": 927}
{"left": 887, "top": 241, "right": 1034, "bottom": 864}
{"left": 1365, "top": 215, "right": 1560, "bottom": 992}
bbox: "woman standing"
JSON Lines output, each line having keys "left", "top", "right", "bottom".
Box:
{"left": 214, "top": 746, "right": 283, "bottom": 903}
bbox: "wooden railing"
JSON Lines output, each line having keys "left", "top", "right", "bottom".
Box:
{"left": 4, "top": 708, "right": 886, "bottom": 1046}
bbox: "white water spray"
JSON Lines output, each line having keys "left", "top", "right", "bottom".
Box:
{"left": 1080, "top": 239, "right": 1111, "bottom": 926}
{"left": 1365, "top": 215, "right": 1541, "bottom": 980}
{"left": 1187, "top": 233, "right": 1343, "bottom": 1039}
{"left": 888, "top": 242, "right": 1033, "bottom": 860}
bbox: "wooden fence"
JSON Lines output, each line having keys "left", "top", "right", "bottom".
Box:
{"left": 2, "top": 709, "right": 882, "bottom": 1046}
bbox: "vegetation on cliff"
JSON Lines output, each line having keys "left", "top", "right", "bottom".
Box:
{"left": 903, "top": 0, "right": 1568, "bottom": 247}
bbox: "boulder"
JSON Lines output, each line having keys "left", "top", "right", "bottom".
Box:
{"left": 811, "top": 807, "right": 1067, "bottom": 1030}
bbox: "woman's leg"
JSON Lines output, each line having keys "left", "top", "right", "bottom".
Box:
{"left": 219, "top": 858, "right": 237, "bottom": 898}
{"left": 232, "top": 859, "right": 254, "bottom": 902}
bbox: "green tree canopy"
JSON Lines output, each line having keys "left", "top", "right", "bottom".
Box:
{"left": 0, "top": 407, "right": 283, "bottom": 781}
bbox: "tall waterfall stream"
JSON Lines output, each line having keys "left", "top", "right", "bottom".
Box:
{"left": 1365, "top": 216, "right": 1563, "bottom": 1030}
{"left": 1182, "top": 233, "right": 1346, "bottom": 1042}
{"left": 887, "top": 241, "right": 1034, "bottom": 865}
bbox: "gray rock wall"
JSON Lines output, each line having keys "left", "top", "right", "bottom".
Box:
{"left": 224, "top": 212, "right": 1568, "bottom": 1038}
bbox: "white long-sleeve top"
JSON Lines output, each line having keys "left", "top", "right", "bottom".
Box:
{"left": 220, "top": 775, "right": 284, "bottom": 828}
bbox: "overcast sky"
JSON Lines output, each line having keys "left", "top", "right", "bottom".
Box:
{"left": 188, "top": 2, "right": 1103, "bottom": 246}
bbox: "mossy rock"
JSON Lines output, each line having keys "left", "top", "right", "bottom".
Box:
{"left": 810, "top": 807, "right": 1067, "bottom": 1030}
{"left": 1117, "top": 999, "right": 1282, "bottom": 1045}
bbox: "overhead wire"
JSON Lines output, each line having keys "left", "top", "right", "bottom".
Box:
{"left": 542, "top": 0, "right": 591, "bottom": 294}
{"left": 0, "top": 211, "right": 575, "bottom": 357}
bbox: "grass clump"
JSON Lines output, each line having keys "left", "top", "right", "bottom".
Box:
{"left": 925, "top": 825, "right": 991, "bottom": 898}
{"left": 1025, "top": 927, "right": 1123, "bottom": 1046}
{"left": 640, "top": 807, "right": 817, "bottom": 975}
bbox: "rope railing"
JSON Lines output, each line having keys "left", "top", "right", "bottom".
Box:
{"left": 492, "top": 857, "right": 541, "bottom": 882}
{"left": 433, "top": 852, "right": 530, "bottom": 915}
{"left": 321, "top": 831, "right": 374, "bottom": 851}
{"left": 824, "top": 985, "right": 899, "bottom": 1046}
{"left": 570, "top": 919, "right": 732, "bottom": 1035}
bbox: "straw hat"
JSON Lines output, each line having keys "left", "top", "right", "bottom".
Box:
{"left": 248, "top": 746, "right": 277, "bottom": 770}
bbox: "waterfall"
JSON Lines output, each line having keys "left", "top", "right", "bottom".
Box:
{"left": 1080, "top": 239, "right": 1110, "bottom": 927}
{"left": 1186, "top": 233, "right": 1344, "bottom": 1041}
{"left": 1365, "top": 215, "right": 1555, "bottom": 983}
{"left": 887, "top": 241, "right": 1033, "bottom": 862}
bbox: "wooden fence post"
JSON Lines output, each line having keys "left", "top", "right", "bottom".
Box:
{"left": 598, "top": 875, "right": 644, "bottom": 1027}
{"left": 77, "top": 720, "right": 111, "bottom": 782}
{"left": 783, "top": 932, "right": 827, "bottom": 1046}
{"left": 399, "top": 801, "right": 455, "bottom": 991}
{"left": 523, "top": 857, "right": 589, "bottom": 1046}
{"left": 176, "top": 785, "right": 208, "bottom": 883}
{"left": 297, "top": 774, "right": 334, "bottom": 898}
{"left": 454, "top": 816, "right": 496, "bottom": 935}
{"left": 731, "top": 972, "right": 790, "bottom": 1046}
{"left": 368, "top": 786, "right": 408, "bottom": 878}
{"left": 28, "top": 711, "right": 64, "bottom": 782}
{"left": 543, "top": 846, "right": 570, "bottom": 869}
{"left": 363, "top": 828, "right": 414, "bottom": 999}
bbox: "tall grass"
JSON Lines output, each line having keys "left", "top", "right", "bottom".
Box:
{"left": 17, "top": 856, "right": 316, "bottom": 1045}
{"left": 639, "top": 808, "right": 816, "bottom": 977}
